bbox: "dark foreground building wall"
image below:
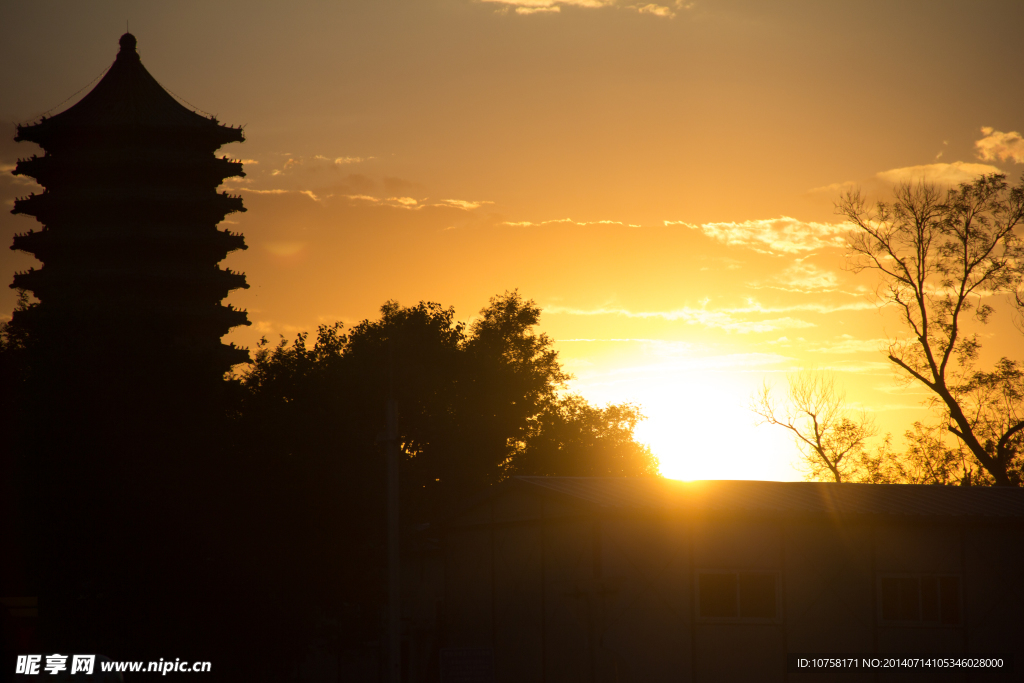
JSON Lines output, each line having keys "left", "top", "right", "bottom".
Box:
{"left": 424, "top": 478, "right": 1024, "bottom": 682}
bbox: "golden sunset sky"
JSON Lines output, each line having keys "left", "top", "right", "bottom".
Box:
{"left": 3, "top": 1, "right": 1024, "bottom": 480}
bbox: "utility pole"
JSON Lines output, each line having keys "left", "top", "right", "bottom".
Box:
{"left": 385, "top": 348, "right": 401, "bottom": 683}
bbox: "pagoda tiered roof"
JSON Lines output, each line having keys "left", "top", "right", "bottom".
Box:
{"left": 9, "top": 33, "right": 252, "bottom": 376}
{"left": 11, "top": 226, "right": 247, "bottom": 261}
{"left": 16, "top": 33, "right": 242, "bottom": 151}
{"left": 13, "top": 153, "right": 245, "bottom": 188}
{"left": 12, "top": 266, "right": 249, "bottom": 301}
{"left": 12, "top": 190, "right": 246, "bottom": 225}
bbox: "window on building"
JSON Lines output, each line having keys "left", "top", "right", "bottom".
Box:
{"left": 879, "top": 575, "right": 960, "bottom": 625}
{"left": 698, "top": 572, "right": 778, "bottom": 620}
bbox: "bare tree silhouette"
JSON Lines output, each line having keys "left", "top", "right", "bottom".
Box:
{"left": 838, "top": 174, "right": 1024, "bottom": 486}
{"left": 752, "top": 371, "right": 875, "bottom": 482}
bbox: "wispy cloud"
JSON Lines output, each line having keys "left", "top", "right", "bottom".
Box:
{"left": 813, "top": 360, "right": 894, "bottom": 375}
{"left": 235, "top": 188, "right": 493, "bottom": 214}
{"left": 437, "top": 198, "right": 493, "bottom": 210}
{"left": 697, "top": 255, "right": 744, "bottom": 272}
{"left": 516, "top": 5, "right": 560, "bottom": 12}
{"left": 808, "top": 179, "right": 857, "bottom": 194}
{"left": 765, "top": 260, "right": 841, "bottom": 293}
{"left": 484, "top": 0, "right": 684, "bottom": 17}
{"left": 580, "top": 352, "right": 795, "bottom": 380}
{"left": 484, "top": 0, "right": 614, "bottom": 11}
{"left": 269, "top": 154, "right": 372, "bottom": 177}
{"left": 556, "top": 337, "right": 684, "bottom": 343}
{"left": 666, "top": 217, "right": 850, "bottom": 254}
{"left": 543, "top": 303, "right": 817, "bottom": 333}
{"left": 634, "top": 4, "right": 674, "bottom": 17}
{"left": 812, "top": 156, "right": 1005, "bottom": 197}
{"left": 545, "top": 299, "right": 874, "bottom": 329}
{"left": 502, "top": 217, "right": 625, "bottom": 227}
{"left": 806, "top": 335, "right": 890, "bottom": 355}
{"left": 874, "top": 161, "right": 1002, "bottom": 185}
{"left": 263, "top": 241, "right": 306, "bottom": 257}
{"left": 975, "top": 126, "right": 1024, "bottom": 164}
{"left": 328, "top": 155, "right": 371, "bottom": 165}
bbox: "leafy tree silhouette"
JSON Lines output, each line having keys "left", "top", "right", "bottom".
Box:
{"left": 227, "top": 291, "right": 658, "bottom": 671}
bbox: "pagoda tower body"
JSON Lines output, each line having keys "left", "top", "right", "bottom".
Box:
{"left": 10, "top": 33, "right": 250, "bottom": 381}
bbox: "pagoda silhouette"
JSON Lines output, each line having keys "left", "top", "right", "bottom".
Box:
{"left": 10, "top": 33, "right": 250, "bottom": 381}
{"left": 3, "top": 34, "right": 257, "bottom": 661}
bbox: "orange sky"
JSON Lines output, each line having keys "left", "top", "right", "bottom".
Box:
{"left": 3, "top": 1, "right": 1024, "bottom": 480}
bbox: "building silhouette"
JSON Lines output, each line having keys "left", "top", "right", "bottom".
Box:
{"left": 10, "top": 32, "right": 250, "bottom": 380}
{"left": 418, "top": 477, "right": 1024, "bottom": 682}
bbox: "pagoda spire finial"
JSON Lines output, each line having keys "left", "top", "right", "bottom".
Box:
{"left": 119, "top": 32, "right": 137, "bottom": 54}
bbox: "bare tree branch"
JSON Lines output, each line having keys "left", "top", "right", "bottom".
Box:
{"left": 838, "top": 174, "right": 1024, "bottom": 486}
{"left": 751, "top": 371, "right": 876, "bottom": 483}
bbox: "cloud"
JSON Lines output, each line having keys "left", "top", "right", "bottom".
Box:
{"left": 263, "top": 241, "right": 306, "bottom": 257}
{"left": 806, "top": 336, "right": 890, "bottom": 355}
{"left": 484, "top": 0, "right": 613, "bottom": 9}
{"left": 543, "top": 303, "right": 817, "bottom": 333}
{"left": 269, "top": 154, "right": 372, "bottom": 177}
{"left": 975, "top": 127, "right": 1024, "bottom": 164}
{"left": 808, "top": 180, "right": 858, "bottom": 194}
{"left": 813, "top": 360, "right": 894, "bottom": 375}
{"left": 811, "top": 155, "right": 1005, "bottom": 197}
{"left": 238, "top": 188, "right": 493, "bottom": 216}
{"left": 667, "top": 216, "right": 850, "bottom": 254}
{"left": 382, "top": 177, "right": 424, "bottom": 194}
{"left": 501, "top": 217, "right": 624, "bottom": 227}
{"left": 544, "top": 299, "right": 874, "bottom": 334}
{"left": 635, "top": 3, "right": 674, "bottom": 17}
{"left": 767, "top": 260, "right": 841, "bottom": 293}
{"left": 329, "top": 156, "right": 371, "bottom": 165}
{"left": 556, "top": 338, "right": 696, "bottom": 348}
{"left": 485, "top": 0, "right": 691, "bottom": 12}
{"left": 437, "top": 198, "right": 493, "bottom": 210}
{"left": 485, "top": 0, "right": 653, "bottom": 15}
{"left": 874, "top": 161, "right": 1002, "bottom": 185}
{"left": 697, "top": 255, "right": 744, "bottom": 272}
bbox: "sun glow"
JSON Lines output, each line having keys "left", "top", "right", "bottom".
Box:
{"left": 631, "top": 373, "right": 800, "bottom": 481}
{"left": 564, "top": 345, "right": 802, "bottom": 481}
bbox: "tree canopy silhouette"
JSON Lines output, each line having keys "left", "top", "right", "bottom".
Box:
{"left": 234, "top": 291, "right": 657, "bottom": 524}
{"left": 226, "top": 290, "right": 658, "bottom": 659}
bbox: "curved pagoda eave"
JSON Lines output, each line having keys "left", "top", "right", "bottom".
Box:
{"left": 13, "top": 154, "right": 246, "bottom": 188}
{"left": 15, "top": 32, "right": 243, "bottom": 152}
